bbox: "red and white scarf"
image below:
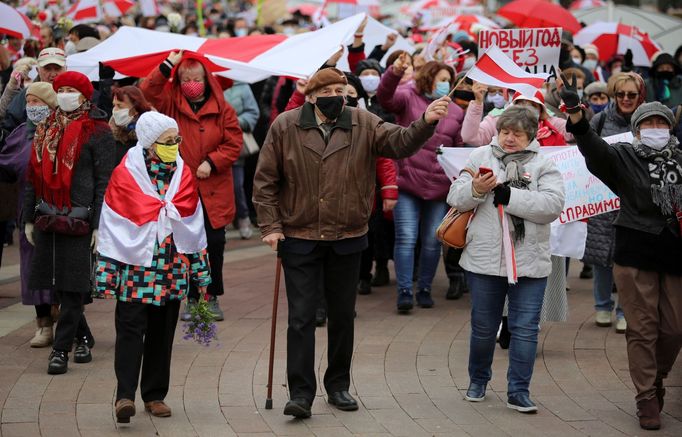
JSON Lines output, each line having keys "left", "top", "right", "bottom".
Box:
{"left": 97, "top": 145, "right": 206, "bottom": 267}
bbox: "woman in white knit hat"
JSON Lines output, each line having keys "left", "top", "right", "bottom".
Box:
{"left": 95, "top": 111, "right": 211, "bottom": 424}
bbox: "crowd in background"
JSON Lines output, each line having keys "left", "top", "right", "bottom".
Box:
{"left": 1, "top": 0, "right": 682, "bottom": 430}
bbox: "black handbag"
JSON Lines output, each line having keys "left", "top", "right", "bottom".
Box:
{"left": 34, "top": 201, "right": 92, "bottom": 236}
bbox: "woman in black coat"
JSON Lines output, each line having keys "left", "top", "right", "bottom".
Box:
{"left": 23, "top": 72, "right": 115, "bottom": 375}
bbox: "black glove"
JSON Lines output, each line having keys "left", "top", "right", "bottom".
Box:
{"left": 98, "top": 62, "right": 115, "bottom": 80}
{"left": 622, "top": 49, "right": 634, "bottom": 72}
{"left": 559, "top": 72, "right": 581, "bottom": 113}
{"left": 493, "top": 184, "right": 511, "bottom": 206}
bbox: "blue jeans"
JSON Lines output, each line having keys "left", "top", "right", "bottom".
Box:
{"left": 232, "top": 164, "right": 249, "bottom": 220}
{"left": 393, "top": 192, "right": 448, "bottom": 291}
{"left": 593, "top": 265, "right": 624, "bottom": 319}
{"left": 466, "top": 272, "right": 547, "bottom": 395}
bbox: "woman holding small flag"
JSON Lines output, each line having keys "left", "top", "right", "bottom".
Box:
{"left": 95, "top": 111, "right": 211, "bottom": 425}
{"left": 448, "top": 105, "right": 565, "bottom": 413}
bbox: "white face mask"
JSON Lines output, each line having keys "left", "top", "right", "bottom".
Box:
{"left": 583, "top": 59, "right": 598, "bottom": 71}
{"left": 572, "top": 57, "right": 582, "bottom": 65}
{"left": 64, "top": 40, "right": 77, "bottom": 56}
{"left": 112, "top": 108, "right": 133, "bottom": 127}
{"left": 359, "top": 75, "right": 380, "bottom": 94}
{"left": 640, "top": 128, "right": 671, "bottom": 150}
{"left": 611, "top": 66, "right": 622, "bottom": 75}
{"left": 462, "top": 57, "right": 476, "bottom": 71}
{"left": 57, "top": 92, "right": 82, "bottom": 112}
{"left": 486, "top": 93, "right": 506, "bottom": 109}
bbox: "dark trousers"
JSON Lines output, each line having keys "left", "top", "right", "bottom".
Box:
{"left": 281, "top": 245, "right": 361, "bottom": 403}
{"left": 189, "top": 210, "right": 225, "bottom": 299}
{"left": 444, "top": 247, "right": 465, "bottom": 279}
{"left": 53, "top": 291, "right": 91, "bottom": 351}
{"left": 114, "top": 299, "right": 180, "bottom": 402}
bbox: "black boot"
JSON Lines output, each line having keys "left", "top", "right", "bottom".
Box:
{"left": 446, "top": 275, "right": 467, "bottom": 300}
{"left": 371, "top": 265, "right": 389, "bottom": 287}
{"left": 498, "top": 317, "right": 510, "bottom": 350}
{"left": 47, "top": 350, "right": 68, "bottom": 375}
{"left": 315, "top": 307, "right": 327, "bottom": 327}
{"left": 579, "top": 264, "right": 593, "bottom": 279}
{"left": 357, "top": 279, "right": 372, "bottom": 295}
{"left": 74, "top": 336, "right": 93, "bottom": 363}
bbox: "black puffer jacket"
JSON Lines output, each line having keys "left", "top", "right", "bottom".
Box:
{"left": 581, "top": 104, "right": 631, "bottom": 267}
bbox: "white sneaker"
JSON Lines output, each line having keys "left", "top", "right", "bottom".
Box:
{"left": 238, "top": 218, "right": 253, "bottom": 240}
{"left": 615, "top": 318, "right": 627, "bottom": 334}
{"left": 29, "top": 318, "right": 53, "bottom": 348}
{"left": 595, "top": 311, "right": 612, "bottom": 327}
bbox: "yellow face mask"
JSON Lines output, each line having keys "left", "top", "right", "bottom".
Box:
{"left": 154, "top": 143, "right": 179, "bottom": 163}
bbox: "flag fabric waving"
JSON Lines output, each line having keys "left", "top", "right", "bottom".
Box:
{"left": 466, "top": 45, "right": 549, "bottom": 97}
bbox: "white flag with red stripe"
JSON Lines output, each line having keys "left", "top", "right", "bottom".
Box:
{"left": 466, "top": 45, "right": 549, "bottom": 97}
{"left": 97, "top": 145, "right": 206, "bottom": 267}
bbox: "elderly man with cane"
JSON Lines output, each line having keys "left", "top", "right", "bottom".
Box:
{"left": 253, "top": 67, "right": 450, "bottom": 418}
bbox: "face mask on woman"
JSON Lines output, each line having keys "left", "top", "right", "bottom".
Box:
{"left": 26, "top": 105, "right": 51, "bottom": 123}
{"left": 640, "top": 128, "right": 671, "bottom": 150}
{"left": 486, "top": 93, "right": 506, "bottom": 109}
{"left": 112, "top": 108, "right": 133, "bottom": 127}
{"left": 155, "top": 142, "right": 179, "bottom": 163}
{"left": 359, "top": 75, "right": 380, "bottom": 94}
{"left": 589, "top": 102, "right": 608, "bottom": 114}
{"left": 433, "top": 81, "right": 450, "bottom": 98}
{"left": 181, "top": 81, "right": 205, "bottom": 100}
{"left": 583, "top": 59, "right": 598, "bottom": 71}
{"left": 57, "top": 92, "right": 82, "bottom": 112}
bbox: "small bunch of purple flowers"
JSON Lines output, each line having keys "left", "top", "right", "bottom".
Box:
{"left": 182, "top": 298, "right": 218, "bottom": 347}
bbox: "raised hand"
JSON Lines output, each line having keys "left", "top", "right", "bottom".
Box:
{"left": 424, "top": 96, "right": 451, "bottom": 124}
{"left": 559, "top": 72, "right": 581, "bottom": 112}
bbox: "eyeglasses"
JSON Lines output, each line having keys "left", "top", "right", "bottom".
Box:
{"left": 155, "top": 136, "right": 182, "bottom": 146}
{"left": 615, "top": 92, "right": 639, "bottom": 100}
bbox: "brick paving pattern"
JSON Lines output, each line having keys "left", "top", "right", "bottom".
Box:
{"left": 0, "top": 242, "right": 680, "bottom": 436}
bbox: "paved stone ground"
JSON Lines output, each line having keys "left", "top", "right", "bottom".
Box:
{"left": 0, "top": 238, "right": 680, "bottom": 437}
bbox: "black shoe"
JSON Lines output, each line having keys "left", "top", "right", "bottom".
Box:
{"left": 498, "top": 316, "right": 510, "bottom": 350}
{"left": 357, "top": 279, "right": 371, "bottom": 295}
{"left": 283, "top": 398, "right": 312, "bottom": 418}
{"left": 74, "top": 340, "right": 92, "bottom": 364}
{"left": 371, "top": 266, "right": 389, "bottom": 287}
{"left": 327, "top": 390, "right": 359, "bottom": 411}
{"left": 507, "top": 393, "right": 538, "bottom": 413}
{"left": 579, "top": 265, "right": 593, "bottom": 279}
{"left": 464, "top": 383, "right": 486, "bottom": 402}
{"left": 47, "top": 350, "right": 68, "bottom": 374}
{"left": 396, "top": 288, "right": 413, "bottom": 313}
{"left": 416, "top": 289, "right": 434, "bottom": 308}
{"left": 315, "top": 308, "right": 327, "bottom": 327}
{"left": 446, "top": 276, "right": 467, "bottom": 300}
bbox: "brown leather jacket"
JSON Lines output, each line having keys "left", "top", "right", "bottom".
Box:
{"left": 253, "top": 102, "right": 435, "bottom": 241}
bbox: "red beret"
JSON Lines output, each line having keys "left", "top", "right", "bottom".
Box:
{"left": 52, "top": 71, "right": 94, "bottom": 100}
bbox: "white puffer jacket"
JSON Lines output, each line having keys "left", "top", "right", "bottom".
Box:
{"left": 447, "top": 139, "right": 565, "bottom": 278}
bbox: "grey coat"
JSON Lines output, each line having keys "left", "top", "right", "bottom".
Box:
{"left": 22, "top": 107, "right": 116, "bottom": 293}
{"left": 582, "top": 104, "right": 630, "bottom": 267}
{"left": 223, "top": 82, "right": 260, "bottom": 166}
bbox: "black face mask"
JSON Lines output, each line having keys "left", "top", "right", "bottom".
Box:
{"left": 657, "top": 71, "right": 675, "bottom": 81}
{"left": 454, "top": 90, "right": 475, "bottom": 101}
{"left": 346, "top": 96, "right": 359, "bottom": 107}
{"left": 315, "top": 96, "right": 345, "bottom": 120}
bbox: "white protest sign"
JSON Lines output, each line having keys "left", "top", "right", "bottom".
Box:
{"left": 477, "top": 27, "right": 561, "bottom": 81}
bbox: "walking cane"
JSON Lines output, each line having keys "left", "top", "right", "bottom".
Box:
{"left": 265, "top": 245, "right": 282, "bottom": 409}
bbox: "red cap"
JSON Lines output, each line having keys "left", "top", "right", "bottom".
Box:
{"left": 52, "top": 71, "right": 94, "bottom": 100}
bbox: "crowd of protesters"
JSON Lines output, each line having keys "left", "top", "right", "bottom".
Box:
{"left": 1, "top": 1, "right": 682, "bottom": 431}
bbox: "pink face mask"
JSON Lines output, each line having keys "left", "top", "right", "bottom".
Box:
{"left": 181, "top": 80, "right": 205, "bottom": 100}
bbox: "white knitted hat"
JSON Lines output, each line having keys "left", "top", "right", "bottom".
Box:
{"left": 135, "top": 111, "right": 179, "bottom": 149}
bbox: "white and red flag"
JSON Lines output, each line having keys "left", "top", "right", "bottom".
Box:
{"left": 466, "top": 45, "right": 549, "bottom": 97}
{"left": 67, "top": 0, "right": 134, "bottom": 23}
{"left": 569, "top": 0, "right": 605, "bottom": 10}
{"left": 574, "top": 21, "right": 661, "bottom": 67}
{"left": 0, "top": 3, "right": 37, "bottom": 39}
{"left": 97, "top": 145, "right": 207, "bottom": 267}
{"left": 139, "top": 0, "right": 161, "bottom": 17}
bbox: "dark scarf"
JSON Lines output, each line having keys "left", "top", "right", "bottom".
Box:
{"left": 632, "top": 135, "right": 682, "bottom": 216}
{"left": 491, "top": 140, "right": 540, "bottom": 242}
{"left": 30, "top": 103, "right": 97, "bottom": 209}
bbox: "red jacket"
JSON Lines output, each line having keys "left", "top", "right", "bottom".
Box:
{"left": 140, "top": 61, "right": 243, "bottom": 229}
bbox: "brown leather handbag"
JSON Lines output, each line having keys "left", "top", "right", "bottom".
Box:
{"left": 436, "top": 168, "right": 476, "bottom": 249}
